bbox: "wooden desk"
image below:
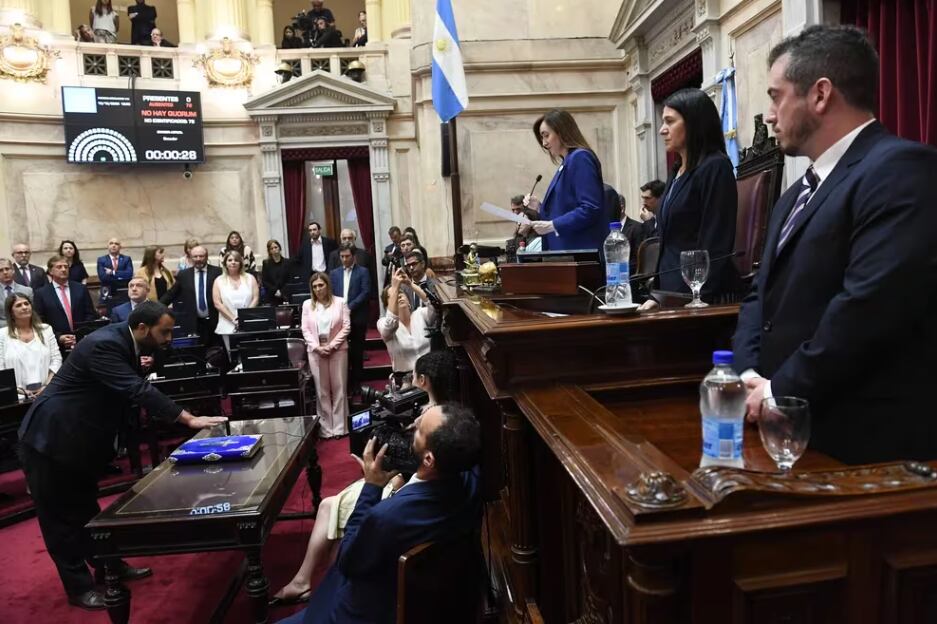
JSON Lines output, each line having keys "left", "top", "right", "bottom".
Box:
{"left": 87, "top": 416, "right": 319, "bottom": 624}
{"left": 225, "top": 367, "right": 311, "bottom": 421}
{"left": 437, "top": 282, "right": 937, "bottom": 624}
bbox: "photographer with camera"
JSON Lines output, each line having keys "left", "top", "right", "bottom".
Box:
{"left": 377, "top": 267, "right": 434, "bottom": 375}
{"left": 270, "top": 351, "right": 456, "bottom": 607}
{"left": 275, "top": 401, "right": 480, "bottom": 624}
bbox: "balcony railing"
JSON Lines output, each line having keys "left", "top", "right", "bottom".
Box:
{"left": 72, "top": 41, "right": 179, "bottom": 81}
{"left": 275, "top": 47, "right": 370, "bottom": 79}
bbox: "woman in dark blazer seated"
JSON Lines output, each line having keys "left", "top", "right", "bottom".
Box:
{"left": 641, "top": 88, "right": 738, "bottom": 310}
{"left": 527, "top": 109, "right": 606, "bottom": 251}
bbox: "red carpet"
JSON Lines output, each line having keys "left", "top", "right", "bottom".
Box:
{"left": 0, "top": 438, "right": 361, "bottom": 624}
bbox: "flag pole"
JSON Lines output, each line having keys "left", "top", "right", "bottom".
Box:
{"left": 448, "top": 118, "right": 464, "bottom": 256}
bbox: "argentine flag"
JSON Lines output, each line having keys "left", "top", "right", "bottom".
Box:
{"left": 716, "top": 66, "right": 740, "bottom": 174}
{"left": 432, "top": 0, "right": 468, "bottom": 122}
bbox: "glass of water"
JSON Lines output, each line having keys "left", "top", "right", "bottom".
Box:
{"left": 680, "top": 250, "right": 710, "bottom": 308}
{"left": 759, "top": 397, "right": 811, "bottom": 472}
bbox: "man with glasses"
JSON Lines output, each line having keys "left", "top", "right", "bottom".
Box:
{"left": 0, "top": 257, "right": 33, "bottom": 328}
{"left": 11, "top": 243, "right": 47, "bottom": 290}
{"left": 160, "top": 246, "right": 222, "bottom": 345}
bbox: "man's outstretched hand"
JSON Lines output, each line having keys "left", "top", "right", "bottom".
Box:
{"left": 352, "top": 437, "right": 399, "bottom": 488}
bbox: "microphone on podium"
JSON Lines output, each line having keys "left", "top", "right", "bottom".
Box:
{"left": 528, "top": 174, "right": 543, "bottom": 199}
{"left": 628, "top": 250, "right": 744, "bottom": 282}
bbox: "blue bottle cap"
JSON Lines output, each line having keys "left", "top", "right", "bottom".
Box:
{"left": 609, "top": 221, "right": 621, "bottom": 230}
{"left": 712, "top": 350, "right": 733, "bottom": 365}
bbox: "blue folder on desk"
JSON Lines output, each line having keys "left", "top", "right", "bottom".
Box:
{"left": 168, "top": 434, "right": 263, "bottom": 464}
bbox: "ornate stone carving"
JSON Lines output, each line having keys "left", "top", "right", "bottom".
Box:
{"left": 372, "top": 171, "right": 389, "bottom": 182}
{"left": 0, "top": 23, "right": 60, "bottom": 83}
{"left": 371, "top": 120, "right": 384, "bottom": 133}
{"left": 739, "top": 113, "right": 777, "bottom": 163}
{"left": 282, "top": 87, "right": 360, "bottom": 107}
{"left": 194, "top": 37, "right": 259, "bottom": 88}
{"left": 279, "top": 124, "right": 368, "bottom": 137}
{"left": 691, "top": 461, "right": 937, "bottom": 508}
{"left": 697, "top": 0, "right": 707, "bottom": 17}
{"left": 623, "top": 471, "right": 689, "bottom": 509}
{"left": 261, "top": 125, "right": 274, "bottom": 137}
{"left": 648, "top": 14, "right": 695, "bottom": 65}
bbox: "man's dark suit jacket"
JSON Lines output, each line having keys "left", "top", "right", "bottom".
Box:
{"left": 326, "top": 247, "right": 370, "bottom": 274}
{"left": 160, "top": 265, "right": 223, "bottom": 334}
{"left": 296, "top": 236, "right": 338, "bottom": 282}
{"left": 733, "top": 122, "right": 937, "bottom": 464}
{"left": 109, "top": 301, "right": 133, "bottom": 324}
{"left": 329, "top": 264, "right": 370, "bottom": 327}
{"left": 33, "top": 280, "right": 96, "bottom": 336}
{"left": 656, "top": 152, "right": 738, "bottom": 297}
{"left": 13, "top": 263, "right": 46, "bottom": 290}
{"left": 96, "top": 254, "right": 134, "bottom": 288}
{"left": 299, "top": 468, "right": 480, "bottom": 624}
{"left": 18, "top": 324, "right": 181, "bottom": 470}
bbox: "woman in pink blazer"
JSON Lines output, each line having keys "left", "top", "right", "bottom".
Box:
{"left": 301, "top": 272, "right": 351, "bottom": 438}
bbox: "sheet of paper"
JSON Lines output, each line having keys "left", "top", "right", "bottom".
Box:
{"left": 480, "top": 201, "right": 531, "bottom": 225}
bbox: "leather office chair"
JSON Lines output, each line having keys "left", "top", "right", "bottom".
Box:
{"left": 733, "top": 144, "right": 785, "bottom": 290}
{"left": 630, "top": 236, "right": 660, "bottom": 302}
{"left": 396, "top": 535, "right": 480, "bottom": 624}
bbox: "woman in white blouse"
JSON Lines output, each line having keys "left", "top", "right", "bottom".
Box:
{"left": 377, "top": 268, "right": 435, "bottom": 374}
{"left": 213, "top": 250, "right": 259, "bottom": 351}
{"left": 301, "top": 272, "right": 350, "bottom": 438}
{"left": 0, "top": 293, "right": 61, "bottom": 398}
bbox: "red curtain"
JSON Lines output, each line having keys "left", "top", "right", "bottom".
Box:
{"left": 842, "top": 0, "right": 937, "bottom": 146}
{"left": 347, "top": 157, "right": 375, "bottom": 254}
{"left": 282, "top": 160, "right": 306, "bottom": 257}
{"left": 652, "top": 49, "right": 704, "bottom": 172}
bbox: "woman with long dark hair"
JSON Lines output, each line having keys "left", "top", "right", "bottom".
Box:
{"left": 136, "top": 245, "right": 175, "bottom": 301}
{"left": 219, "top": 230, "right": 255, "bottom": 274}
{"left": 641, "top": 88, "right": 738, "bottom": 309}
{"left": 89, "top": 0, "right": 118, "bottom": 43}
{"left": 526, "top": 109, "right": 606, "bottom": 251}
{"left": 58, "top": 240, "right": 88, "bottom": 284}
{"left": 261, "top": 239, "right": 289, "bottom": 304}
{"left": 281, "top": 25, "right": 304, "bottom": 49}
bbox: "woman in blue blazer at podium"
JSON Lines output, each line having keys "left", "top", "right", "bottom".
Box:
{"left": 527, "top": 109, "right": 607, "bottom": 251}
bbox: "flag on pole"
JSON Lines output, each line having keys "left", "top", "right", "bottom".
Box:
{"left": 716, "top": 66, "right": 740, "bottom": 173}
{"left": 432, "top": 0, "right": 468, "bottom": 122}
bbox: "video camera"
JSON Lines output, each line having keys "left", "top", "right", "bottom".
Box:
{"left": 291, "top": 10, "right": 315, "bottom": 32}
{"left": 349, "top": 384, "right": 429, "bottom": 474}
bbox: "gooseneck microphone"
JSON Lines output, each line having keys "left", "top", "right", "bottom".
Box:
{"left": 628, "top": 250, "right": 744, "bottom": 282}
{"left": 528, "top": 174, "right": 543, "bottom": 199}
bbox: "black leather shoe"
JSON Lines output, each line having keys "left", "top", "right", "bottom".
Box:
{"left": 68, "top": 590, "right": 106, "bottom": 610}
{"left": 95, "top": 565, "right": 153, "bottom": 584}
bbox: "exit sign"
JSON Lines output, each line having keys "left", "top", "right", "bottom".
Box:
{"left": 313, "top": 163, "right": 334, "bottom": 176}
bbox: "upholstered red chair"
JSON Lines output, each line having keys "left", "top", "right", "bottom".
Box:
{"left": 733, "top": 146, "right": 785, "bottom": 286}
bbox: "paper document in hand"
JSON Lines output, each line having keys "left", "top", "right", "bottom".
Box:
{"left": 480, "top": 202, "right": 531, "bottom": 225}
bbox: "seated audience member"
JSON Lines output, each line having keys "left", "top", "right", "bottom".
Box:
{"left": 276, "top": 401, "right": 481, "bottom": 624}
{"left": 330, "top": 244, "right": 370, "bottom": 391}
{"left": 509, "top": 194, "right": 542, "bottom": 253}
{"left": 11, "top": 243, "right": 47, "bottom": 290}
{"left": 639, "top": 179, "right": 664, "bottom": 237}
{"left": 75, "top": 23, "right": 95, "bottom": 42}
{"left": 301, "top": 272, "right": 350, "bottom": 438}
{"left": 351, "top": 11, "right": 367, "bottom": 47}
{"left": 0, "top": 293, "right": 62, "bottom": 398}
{"left": 310, "top": 16, "right": 342, "bottom": 48}
{"left": 327, "top": 229, "right": 370, "bottom": 273}
{"left": 0, "top": 258, "right": 33, "bottom": 328}
{"left": 377, "top": 268, "right": 433, "bottom": 374}
{"left": 109, "top": 277, "right": 149, "bottom": 324}
{"left": 177, "top": 237, "right": 200, "bottom": 272}
{"left": 261, "top": 239, "right": 290, "bottom": 305}
{"left": 281, "top": 25, "right": 304, "bottom": 49}
{"left": 89, "top": 0, "right": 119, "bottom": 44}
{"left": 34, "top": 256, "right": 97, "bottom": 350}
{"left": 603, "top": 185, "right": 644, "bottom": 267}
{"left": 160, "top": 246, "right": 222, "bottom": 342}
{"left": 213, "top": 250, "right": 259, "bottom": 350}
{"left": 271, "top": 350, "right": 457, "bottom": 605}
{"left": 97, "top": 238, "right": 134, "bottom": 301}
{"left": 220, "top": 230, "right": 256, "bottom": 274}
{"left": 58, "top": 241, "right": 89, "bottom": 284}
{"left": 145, "top": 27, "right": 175, "bottom": 47}
{"left": 136, "top": 245, "right": 175, "bottom": 301}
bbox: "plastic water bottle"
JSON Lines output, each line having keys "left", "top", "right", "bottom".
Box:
{"left": 603, "top": 222, "right": 632, "bottom": 307}
{"left": 699, "top": 350, "right": 746, "bottom": 468}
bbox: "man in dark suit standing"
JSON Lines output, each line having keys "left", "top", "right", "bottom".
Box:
{"left": 160, "top": 246, "right": 222, "bottom": 344}
{"left": 34, "top": 255, "right": 97, "bottom": 351}
{"left": 639, "top": 179, "right": 664, "bottom": 238}
{"left": 330, "top": 244, "right": 370, "bottom": 392}
{"left": 109, "top": 277, "right": 149, "bottom": 324}
{"left": 326, "top": 229, "right": 371, "bottom": 274}
{"left": 278, "top": 403, "right": 481, "bottom": 624}
{"left": 296, "top": 222, "right": 337, "bottom": 284}
{"left": 18, "top": 301, "right": 226, "bottom": 610}
{"left": 733, "top": 25, "right": 937, "bottom": 465}
{"left": 11, "top": 243, "right": 47, "bottom": 290}
{"left": 96, "top": 238, "right": 134, "bottom": 304}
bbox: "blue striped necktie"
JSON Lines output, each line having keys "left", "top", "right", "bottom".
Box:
{"left": 777, "top": 165, "right": 819, "bottom": 251}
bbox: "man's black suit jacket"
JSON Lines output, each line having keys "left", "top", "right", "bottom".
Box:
{"left": 160, "top": 265, "right": 222, "bottom": 334}
{"left": 18, "top": 324, "right": 181, "bottom": 470}
{"left": 13, "top": 263, "right": 46, "bottom": 290}
{"left": 296, "top": 236, "right": 338, "bottom": 282}
{"left": 733, "top": 122, "right": 937, "bottom": 464}
{"left": 33, "top": 280, "right": 96, "bottom": 335}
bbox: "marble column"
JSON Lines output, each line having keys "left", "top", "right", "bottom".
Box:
{"left": 209, "top": 0, "right": 248, "bottom": 40}
{"left": 177, "top": 0, "right": 196, "bottom": 44}
{"left": 44, "top": 0, "right": 70, "bottom": 35}
{"left": 368, "top": 114, "right": 392, "bottom": 299}
{"left": 626, "top": 37, "right": 660, "bottom": 185}
{"left": 382, "top": 0, "right": 411, "bottom": 40}
{"left": 0, "top": 0, "right": 40, "bottom": 27}
{"left": 254, "top": 0, "right": 275, "bottom": 46}
{"left": 364, "top": 0, "right": 383, "bottom": 44}
{"left": 257, "top": 116, "right": 289, "bottom": 255}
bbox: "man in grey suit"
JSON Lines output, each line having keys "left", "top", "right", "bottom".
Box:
{"left": 0, "top": 257, "right": 33, "bottom": 327}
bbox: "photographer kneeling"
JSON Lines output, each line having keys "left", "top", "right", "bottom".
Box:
{"left": 276, "top": 398, "right": 480, "bottom": 624}
{"left": 271, "top": 351, "right": 456, "bottom": 606}
{"left": 376, "top": 267, "right": 434, "bottom": 376}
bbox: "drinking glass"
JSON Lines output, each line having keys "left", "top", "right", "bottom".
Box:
{"left": 759, "top": 397, "right": 811, "bottom": 472}
{"left": 680, "top": 250, "right": 710, "bottom": 308}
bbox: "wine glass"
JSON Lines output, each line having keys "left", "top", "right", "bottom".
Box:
{"left": 680, "top": 250, "right": 710, "bottom": 308}
{"left": 759, "top": 397, "right": 811, "bottom": 472}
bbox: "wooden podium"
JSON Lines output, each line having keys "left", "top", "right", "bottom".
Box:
{"left": 436, "top": 280, "right": 937, "bottom": 624}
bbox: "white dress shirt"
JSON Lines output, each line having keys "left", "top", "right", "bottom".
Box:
{"left": 0, "top": 325, "right": 62, "bottom": 389}
{"left": 376, "top": 306, "right": 436, "bottom": 372}
{"left": 311, "top": 239, "right": 326, "bottom": 272}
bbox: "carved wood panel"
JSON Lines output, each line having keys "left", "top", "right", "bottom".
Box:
{"left": 732, "top": 571, "right": 846, "bottom": 624}
{"left": 882, "top": 553, "right": 937, "bottom": 624}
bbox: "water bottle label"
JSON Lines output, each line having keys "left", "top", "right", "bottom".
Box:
{"left": 618, "top": 261, "right": 629, "bottom": 281}
{"left": 606, "top": 263, "right": 620, "bottom": 286}
{"left": 702, "top": 418, "right": 743, "bottom": 459}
